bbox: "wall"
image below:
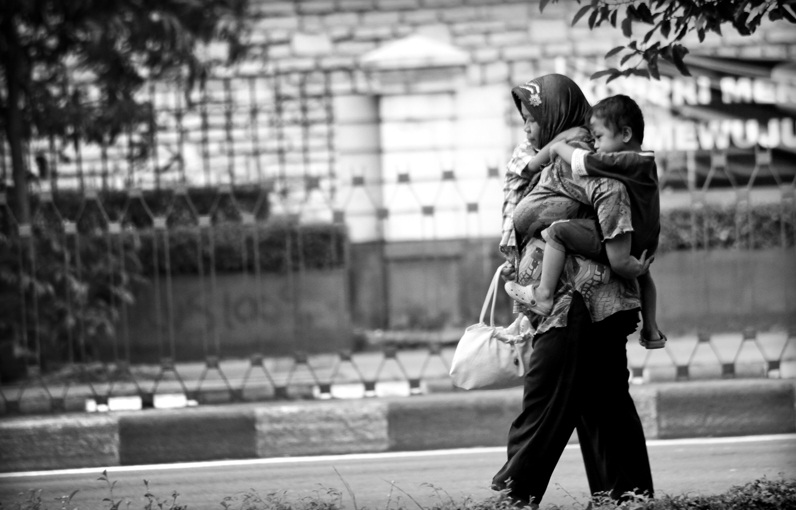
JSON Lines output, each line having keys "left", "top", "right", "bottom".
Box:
{"left": 123, "top": 269, "right": 352, "bottom": 362}
{"left": 353, "top": 239, "right": 796, "bottom": 334}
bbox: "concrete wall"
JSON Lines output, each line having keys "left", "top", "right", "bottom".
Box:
{"left": 124, "top": 269, "right": 352, "bottom": 362}
{"left": 351, "top": 240, "right": 796, "bottom": 333}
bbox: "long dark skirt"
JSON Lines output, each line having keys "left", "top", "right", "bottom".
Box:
{"left": 492, "top": 293, "right": 654, "bottom": 505}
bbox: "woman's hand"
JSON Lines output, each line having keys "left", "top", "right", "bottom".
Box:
{"left": 617, "top": 250, "right": 653, "bottom": 279}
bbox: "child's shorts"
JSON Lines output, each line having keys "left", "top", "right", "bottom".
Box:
{"left": 541, "top": 219, "right": 609, "bottom": 264}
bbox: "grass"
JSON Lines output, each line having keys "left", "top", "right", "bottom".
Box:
{"left": 4, "top": 472, "right": 796, "bottom": 510}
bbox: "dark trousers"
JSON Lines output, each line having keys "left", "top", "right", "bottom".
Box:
{"left": 492, "top": 293, "right": 653, "bottom": 505}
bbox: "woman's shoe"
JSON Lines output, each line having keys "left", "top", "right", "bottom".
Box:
{"left": 505, "top": 281, "right": 553, "bottom": 316}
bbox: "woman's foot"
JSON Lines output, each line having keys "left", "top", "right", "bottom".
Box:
{"left": 505, "top": 282, "right": 553, "bottom": 316}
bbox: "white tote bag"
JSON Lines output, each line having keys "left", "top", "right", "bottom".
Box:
{"left": 449, "top": 266, "right": 534, "bottom": 390}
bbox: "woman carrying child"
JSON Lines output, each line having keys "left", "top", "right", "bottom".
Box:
{"left": 492, "top": 73, "right": 654, "bottom": 508}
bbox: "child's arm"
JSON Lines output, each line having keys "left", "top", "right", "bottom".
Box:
{"left": 549, "top": 140, "right": 578, "bottom": 168}
{"left": 550, "top": 140, "right": 639, "bottom": 181}
{"left": 527, "top": 127, "right": 589, "bottom": 175}
{"left": 604, "top": 233, "right": 652, "bottom": 279}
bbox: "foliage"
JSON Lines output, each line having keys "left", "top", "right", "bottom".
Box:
{"left": 658, "top": 203, "right": 794, "bottom": 252}
{"left": 0, "top": 0, "right": 250, "bottom": 222}
{"left": 5, "top": 475, "right": 796, "bottom": 509}
{"left": 136, "top": 220, "right": 348, "bottom": 275}
{"left": 539, "top": 0, "right": 796, "bottom": 81}
{"left": 0, "top": 218, "right": 145, "bottom": 367}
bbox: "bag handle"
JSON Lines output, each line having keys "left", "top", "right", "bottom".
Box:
{"left": 479, "top": 265, "right": 504, "bottom": 327}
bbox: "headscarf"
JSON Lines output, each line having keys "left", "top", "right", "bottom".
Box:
{"left": 511, "top": 73, "right": 591, "bottom": 149}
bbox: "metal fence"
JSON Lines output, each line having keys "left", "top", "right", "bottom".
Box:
{"left": 1, "top": 72, "right": 795, "bottom": 416}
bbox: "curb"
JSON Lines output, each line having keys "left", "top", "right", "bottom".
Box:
{"left": 1, "top": 379, "right": 794, "bottom": 473}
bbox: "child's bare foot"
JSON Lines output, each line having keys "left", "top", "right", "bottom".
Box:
{"left": 505, "top": 282, "right": 553, "bottom": 316}
{"left": 640, "top": 329, "right": 667, "bottom": 349}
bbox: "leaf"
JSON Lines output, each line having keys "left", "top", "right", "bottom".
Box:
{"left": 621, "top": 15, "right": 633, "bottom": 37}
{"left": 672, "top": 44, "right": 691, "bottom": 76}
{"left": 647, "top": 54, "right": 660, "bottom": 80}
{"left": 782, "top": 5, "right": 796, "bottom": 23}
{"left": 610, "top": 9, "right": 618, "bottom": 27}
{"left": 636, "top": 3, "right": 655, "bottom": 24}
{"left": 539, "top": 0, "right": 552, "bottom": 13}
{"left": 734, "top": 11, "right": 751, "bottom": 35}
{"left": 605, "top": 45, "right": 625, "bottom": 58}
{"left": 661, "top": 19, "right": 671, "bottom": 38}
{"left": 590, "top": 68, "right": 620, "bottom": 81}
{"left": 572, "top": 5, "right": 592, "bottom": 26}
{"left": 588, "top": 9, "right": 599, "bottom": 29}
{"left": 620, "top": 52, "right": 636, "bottom": 66}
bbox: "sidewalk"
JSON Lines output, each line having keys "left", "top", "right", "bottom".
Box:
{"left": 1, "top": 377, "right": 795, "bottom": 473}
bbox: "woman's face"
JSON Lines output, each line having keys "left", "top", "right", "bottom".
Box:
{"left": 521, "top": 103, "right": 542, "bottom": 150}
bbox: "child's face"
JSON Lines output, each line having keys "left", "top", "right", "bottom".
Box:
{"left": 590, "top": 115, "right": 626, "bottom": 153}
{"left": 521, "top": 103, "right": 542, "bottom": 150}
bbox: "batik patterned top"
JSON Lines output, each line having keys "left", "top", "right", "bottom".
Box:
{"left": 501, "top": 140, "right": 641, "bottom": 336}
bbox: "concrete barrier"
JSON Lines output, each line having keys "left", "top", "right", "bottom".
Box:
{"left": 656, "top": 380, "right": 796, "bottom": 438}
{"left": 118, "top": 407, "right": 257, "bottom": 465}
{"left": 1, "top": 380, "right": 795, "bottom": 473}
{"left": 0, "top": 414, "right": 119, "bottom": 472}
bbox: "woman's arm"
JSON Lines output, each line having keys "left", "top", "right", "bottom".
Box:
{"left": 637, "top": 270, "right": 660, "bottom": 338}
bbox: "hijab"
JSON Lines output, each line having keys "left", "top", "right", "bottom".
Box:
{"left": 511, "top": 73, "right": 591, "bottom": 149}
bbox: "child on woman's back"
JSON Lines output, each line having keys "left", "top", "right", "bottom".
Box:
{"left": 506, "top": 94, "right": 666, "bottom": 348}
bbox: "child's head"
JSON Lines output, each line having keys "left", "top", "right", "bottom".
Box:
{"left": 589, "top": 95, "right": 644, "bottom": 153}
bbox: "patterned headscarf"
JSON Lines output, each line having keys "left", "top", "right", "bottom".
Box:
{"left": 511, "top": 73, "right": 591, "bottom": 149}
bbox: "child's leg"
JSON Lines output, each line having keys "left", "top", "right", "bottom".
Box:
{"left": 505, "top": 219, "right": 603, "bottom": 316}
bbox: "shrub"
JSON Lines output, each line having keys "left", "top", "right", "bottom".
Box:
{"left": 0, "top": 222, "right": 145, "bottom": 372}
{"left": 658, "top": 203, "right": 794, "bottom": 253}
{"left": 135, "top": 219, "right": 347, "bottom": 275}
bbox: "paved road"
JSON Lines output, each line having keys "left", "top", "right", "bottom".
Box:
{"left": 2, "top": 435, "right": 795, "bottom": 509}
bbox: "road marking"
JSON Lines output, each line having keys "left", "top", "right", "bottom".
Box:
{"left": 2, "top": 433, "right": 794, "bottom": 479}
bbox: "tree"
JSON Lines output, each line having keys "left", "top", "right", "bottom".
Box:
{"left": 540, "top": 0, "right": 796, "bottom": 81}
{"left": 0, "top": 0, "right": 249, "bottom": 225}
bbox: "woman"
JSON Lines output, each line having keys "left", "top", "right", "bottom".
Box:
{"left": 493, "top": 74, "right": 654, "bottom": 507}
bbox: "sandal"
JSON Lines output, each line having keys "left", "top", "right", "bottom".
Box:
{"left": 504, "top": 281, "right": 553, "bottom": 317}
{"left": 640, "top": 329, "right": 667, "bottom": 349}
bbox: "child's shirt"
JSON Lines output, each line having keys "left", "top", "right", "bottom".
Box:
{"left": 570, "top": 149, "right": 660, "bottom": 258}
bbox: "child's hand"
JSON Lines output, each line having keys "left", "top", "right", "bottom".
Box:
{"left": 549, "top": 140, "right": 566, "bottom": 160}
{"left": 500, "top": 261, "right": 517, "bottom": 282}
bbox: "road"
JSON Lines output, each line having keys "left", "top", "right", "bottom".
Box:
{"left": 2, "top": 435, "right": 795, "bottom": 509}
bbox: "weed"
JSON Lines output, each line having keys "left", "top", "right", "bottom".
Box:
{"left": 4, "top": 473, "right": 796, "bottom": 509}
